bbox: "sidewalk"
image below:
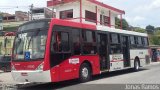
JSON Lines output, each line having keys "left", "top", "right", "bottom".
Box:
{"left": 0, "top": 72, "right": 18, "bottom": 84}
{"left": 149, "top": 61, "right": 160, "bottom": 65}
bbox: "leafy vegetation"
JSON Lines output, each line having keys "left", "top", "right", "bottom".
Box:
{"left": 149, "top": 30, "right": 160, "bottom": 45}
{"left": 115, "top": 17, "right": 129, "bottom": 30}
{"left": 134, "top": 27, "right": 146, "bottom": 33}
{"left": 146, "top": 25, "right": 155, "bottom": 34}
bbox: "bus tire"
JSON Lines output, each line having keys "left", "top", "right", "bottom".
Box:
{"left": 79, "top": 63, "right": 92, "bottom": 82}
{"left": 134, "top": 60, "right": 140, "bottom": 71}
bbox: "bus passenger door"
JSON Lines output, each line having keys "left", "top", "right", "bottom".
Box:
{"left": 50, "top": 30, "right": 73, "bottom": 81}
{"left": 122, "top": 36, "right": 130, "bottom": 67}
{"left": 97, "top": 32, "right": 109, "bottom": 70}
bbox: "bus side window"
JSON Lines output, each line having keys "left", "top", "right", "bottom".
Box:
{"left": 110, "top": 33, "right": 121, "bottom": 54}
{"left": 137, "top": 37, "right": 142, "bottom": 45}
{"left": 51, "top": 32, "right": 57, "bottom": 52}
{"left": 72, "top": 29, "right": 81, "bottom": 55}
{"left": 51, "top": 31, "right": 70, "bottom": 52}
{"left": 130, "top": 36, "right": 135, "bottom": 45}
{"left": 130, "top": 36, "right": 137, "bottom": 48}
{"left": 143, "top": 37, "right": 149, "bottom": 46}
{"left": 82, "top": 30, "right": 97, "bottom": 55}
{"left": 51, "top": 32, "right": 59, "bottom": 52}
{"left": 61, "top": 32, "right": 70, "bottom": 52}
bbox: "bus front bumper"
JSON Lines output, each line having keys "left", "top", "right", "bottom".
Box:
{"left": 11, "top": 70, "right": 51, "bottom": 83}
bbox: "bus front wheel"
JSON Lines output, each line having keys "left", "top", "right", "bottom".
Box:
{"left": 79, "top": 63, "right": 92, "bottom": 82}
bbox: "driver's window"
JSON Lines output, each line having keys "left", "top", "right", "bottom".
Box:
{"left": 51, "top": 31, "right": 70, "bottom": 52}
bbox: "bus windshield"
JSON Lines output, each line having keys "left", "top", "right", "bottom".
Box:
{"left": 13, "top": 29, "right": 47, "bottom": 60}
{"left": 12, "top": 20, "right": 50, "bottom": 61}
{"left": 13, "top": 25, "right": 47, "bottom": 60}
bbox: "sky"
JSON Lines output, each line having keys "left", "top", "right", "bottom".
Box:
{"left": 0, "top": 0, "right": 160, "bottom": 28}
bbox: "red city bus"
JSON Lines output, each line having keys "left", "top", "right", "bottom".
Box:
{"left": 11, "top": 18, "right": 150, "bottom": 83}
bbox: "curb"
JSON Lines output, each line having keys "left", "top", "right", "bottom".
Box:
{"left": 150, "top": 61, "right": 160, "bottom": 64}
{"left": 149, "top": 62, "right": 160, "bottom": 66}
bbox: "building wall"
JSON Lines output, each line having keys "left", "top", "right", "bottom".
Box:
{"left": 0, "top": 36, "right": 15, "bottom": 55}
{"left": 3, "top": 16, "right": 16, "bottom": 22}
{"left": 82, "top": 1, "right": 117, "bottom": 27}
{"left": 5, "top": 36, "right": 15, "bottom": 55}
{"left": 0, "top": 23, "right": 3, "bottom": 30}
{"left": 53, "top": 0, "right": 118, "bottom": 28}
{"left": 82, "top": 2, "right": 96, "bottom": 25}
{"left": 0, "top": 36, "right": 5, "bottom": 54}
{"left": 45, "top": 8, "right": 55, "bottom": 18}
{"left": 55, "top": 2, "right": 80, "bottom": 22}
{"left": 30, "top": 8, "right": 55, "bottom": 20}
{"left": 110, "top": 13, "right": 116, "bottom": 28}
{"left": 15, "top": 11, "right": 28, "bottom": 21}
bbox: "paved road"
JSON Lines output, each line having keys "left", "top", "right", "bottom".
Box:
{"left": 0, "top": 62, "right": 160, "bottom": 90}
{"left": 86, "top": 62, "right": 160, "bottom": 84}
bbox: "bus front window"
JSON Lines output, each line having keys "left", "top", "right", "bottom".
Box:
{"left": 13, "top": 30, "right": 47, "bottom": 60}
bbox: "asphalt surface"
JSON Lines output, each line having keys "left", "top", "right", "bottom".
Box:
{"left": 0, "top": 62, "right": 160, "bottom": 90}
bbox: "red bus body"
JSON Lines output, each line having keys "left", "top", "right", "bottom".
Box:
{"left": 11, "top": 18, "right": 150, "bottom": 83}
{"left": 11, "top": 19, "right": 100, "bottom": 82}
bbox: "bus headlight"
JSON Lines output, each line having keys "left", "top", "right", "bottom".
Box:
{"left": 36, "top": 62, "right": 44, "bottom": 70}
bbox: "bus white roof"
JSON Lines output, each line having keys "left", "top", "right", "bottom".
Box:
{"left": 97, "top": 25, "right": 148, "bottom": 37}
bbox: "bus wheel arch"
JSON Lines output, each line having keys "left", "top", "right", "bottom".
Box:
{"left": 134, "top": 56, "right": 140, "bottom": 71}
{"left": 79, "top": 60, "right": 92, "bottom": 82}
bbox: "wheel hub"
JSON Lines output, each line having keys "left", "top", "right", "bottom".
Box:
{"left": 82, "top": 67, "right": 88, "bottom": 78}
{"left": 136, "top": 62, "right": 139, "bottom": 70}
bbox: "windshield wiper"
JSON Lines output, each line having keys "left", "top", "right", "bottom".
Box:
{"left": 27, "top": 29, "right": 41, "bottom": 49}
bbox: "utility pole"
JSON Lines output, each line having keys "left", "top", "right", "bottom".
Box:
{"left": 29, "top": 4, "right": 34, "bottom": 21}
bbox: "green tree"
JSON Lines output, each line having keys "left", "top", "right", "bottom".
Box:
{"left": 150, "top": 35, "right": 160, "bottom": 45}
{"left": 0, "top": 12, "right": 2, "bottom": 16}
{"left": 134, "top": 27, "right": 146, "bottom": 33}
{"left": 155, "top": 27, "right": 160, "bottom": 31}
{"left": 146, "top": 25, "right": 155, "bottom": 34}
{"left": 115, "top": 17, "right": 129, "bottom": 30}
{"left": 149, "top": 30, "right": 160, "bottom": 45}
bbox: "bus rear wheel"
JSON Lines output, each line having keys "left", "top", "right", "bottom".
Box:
{"left": 79, "top": 63, "right": 92, "bottom": 82}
